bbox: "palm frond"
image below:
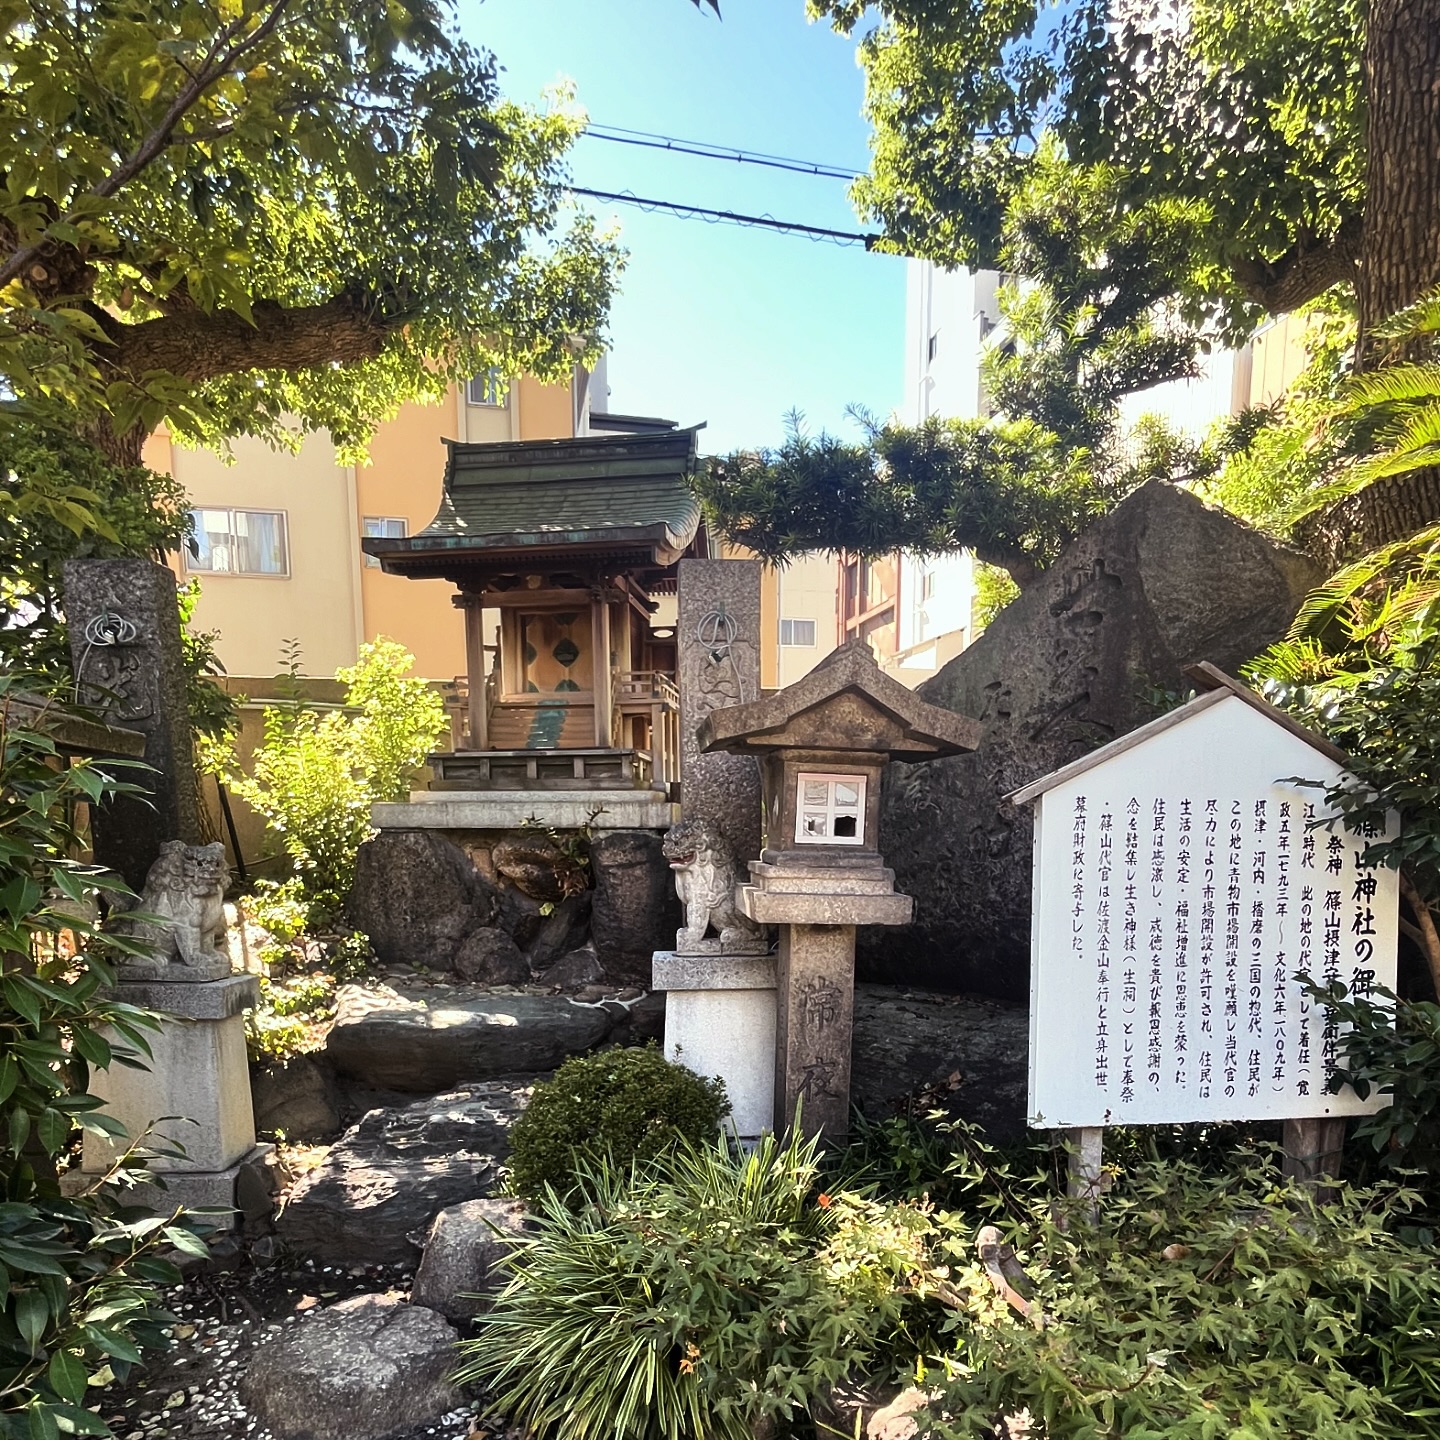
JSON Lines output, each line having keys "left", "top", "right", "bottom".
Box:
{"left": 1371, "top": 291, "right": 1440, "bottom": 342}
{"left": 1286, "top": 525, "right": 1440, "bottom": 638}
{"left": 1338, "top": 364, "right": 1440, "bottom": 412}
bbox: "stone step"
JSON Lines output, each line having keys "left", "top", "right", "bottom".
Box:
{"left": 276, "top": 1083, "right": 529, "bottom": 1265}
{"left": 324, "top": 984, "right": 624, "bottom": 1093}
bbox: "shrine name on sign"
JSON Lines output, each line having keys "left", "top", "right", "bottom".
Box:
{"left": 1016, "top": 676, "right": 1398, "bottom": 1131}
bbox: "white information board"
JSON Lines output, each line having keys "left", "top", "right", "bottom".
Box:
{"left": 1028, "top": 693, "right": 1398, "bottom": 1129}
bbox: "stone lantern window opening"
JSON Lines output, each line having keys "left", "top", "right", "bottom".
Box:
{"left": 794, "top": 772, "right": 866, "bottom": 845}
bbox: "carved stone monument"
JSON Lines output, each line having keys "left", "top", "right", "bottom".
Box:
{"left": 699, "top": 643, "right": 981, "bottom": 1140}
{"left": 64, "top": 559, "right": 203, "bottom": 892}
{"left": 88, "top": 843, "right": 269, "bottom": 1221}
{"left": 869, "top": 482, "right": 1323, "bottom": 1000}
{"left": 676, "top": 558, "right": 763, "bottom": 866}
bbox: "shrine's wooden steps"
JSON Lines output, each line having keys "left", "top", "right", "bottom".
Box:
{"left": 486, "top": 701, "right": 596, "bottom": 750}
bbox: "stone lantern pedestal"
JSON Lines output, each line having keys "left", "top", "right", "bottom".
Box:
{"left": 699, "top": 643, "right": 982, "bottom": 1142}
{"left": 738, "top": 861, "right": 912, "bottom": 1140}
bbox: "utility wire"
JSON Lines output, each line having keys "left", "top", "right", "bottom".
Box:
{"left": 583, "top": 124, "right": 861, "bottom": 181}
{"left": 568, "top": 185, "right": 877, "bottom": 247}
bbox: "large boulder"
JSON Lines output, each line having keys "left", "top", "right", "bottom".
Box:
{"left": 276, "top": 1083, "right": 528, "bottom": 1264}
{"left": 864, "top": 482, "right": 1322, "bottom": 999}
{"left": 541, "top": 942, "right": 605, "bottom": 990}
{"left": 347, "top": 830, "right": 501, "bottom": 970}
{"left": 492, "top": 832, "right": 588, "bottom": 903}
{"left": 411, "top": 1196, "right": 529, "bottom": 1323}
{"left": 250, "top": 1054, "right": 342, "bottom": 1141}
{"left": 240, "top": 1293, "right": 459, "bottom": 1440}
{"left": 589, "top": 830, "right": 683, "bottom": 982}
{"left": 324, "top": 985, "right": 619, "bottom": 1092}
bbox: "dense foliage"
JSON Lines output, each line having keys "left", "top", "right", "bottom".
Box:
{"left": 216, "top": 639, "right": 445, "bottom": 920}
{"left": 922, "top": 1152, "right": 1440, "bottom": 1439}
{"left": 1311, "top": 981, "right": 1440, "bottom": 1191}
{"left": 812, "top": 0, "right": 1364, "bottom": 329}
{"left": 0, "top": 0, "right": 620, "bottom": 467}
{"left": 505, "top": 1046, "right": 730, "bottom": 1206}
{"left": 464, "top": 1105, "right": 1440, "bottom": 1440}
{"left": 0, "top": 680, "right": 208, "bottom": 1438}
{"left": 462, "top": 1131, "right": 932, "bottom": 1440}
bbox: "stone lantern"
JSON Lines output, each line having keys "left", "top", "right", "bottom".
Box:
{"left": 697, "top": 642, "right": 981, "bottom": 1139}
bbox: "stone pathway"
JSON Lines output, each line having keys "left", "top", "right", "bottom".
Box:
{"left": 94, "top": 1263, "right": 486, "bottom": 1440}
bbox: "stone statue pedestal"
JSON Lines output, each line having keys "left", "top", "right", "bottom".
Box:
{"left": 652, "top": 951, "right": 776, "bottom": 1141}
{"left": 84, "top": 974, "right": 271, "bottom": 1221}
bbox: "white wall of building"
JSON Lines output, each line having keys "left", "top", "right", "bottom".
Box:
{"left": 888, "top": 257, "right": 1000, "bottom": 668}
{"left": 904, "top": 262, "right": 1003, "bottom": 424}
{"left": 1117, "top": 347, "right": 1243, "bottom": 441}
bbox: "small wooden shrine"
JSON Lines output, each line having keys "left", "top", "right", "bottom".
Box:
{"left": 364, "top": 427, "right": 707, "bottom": 794}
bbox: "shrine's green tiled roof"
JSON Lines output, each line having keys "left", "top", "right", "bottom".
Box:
{"left": 364, "top": 427, "right": 704, "bottom": 574}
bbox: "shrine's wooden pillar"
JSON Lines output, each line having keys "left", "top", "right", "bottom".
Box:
{"left": 591, "top": 594, "right": 613, "bottom": 747}
{"left": 461, "top": 596, "right": 488, "bottom": 750}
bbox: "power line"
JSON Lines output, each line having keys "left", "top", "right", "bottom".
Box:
{"left": 583, "top": 124, "right": 861, "bottom": 181}
{"left": 567, "top": 185, "right": 877, "bottom": 247}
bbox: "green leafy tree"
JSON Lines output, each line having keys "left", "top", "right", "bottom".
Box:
{"left": 811, "top": 0, "right": 1440, "bottom": 552}
{"left": 334, "top": 638, "right": 447, "bottom": 803}
{"left": 0, "top": 0, "right": 621, "bottom": 467}
{"left": 699, "top": 409, "right": 1103, "bottom": 584}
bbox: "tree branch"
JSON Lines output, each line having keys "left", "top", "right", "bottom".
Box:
{"left": 1228, "top": 215, "right": 1364, "bottom": 314}
{"left": 100, "top": 290, "right": 407, "bottom": 385}
{"left": 0, "top": 0, "right": 294, "bottom": 293}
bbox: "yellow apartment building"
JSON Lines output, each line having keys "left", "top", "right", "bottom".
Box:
{"left": 145, "top": 370, "right": 585, "bottom": 687}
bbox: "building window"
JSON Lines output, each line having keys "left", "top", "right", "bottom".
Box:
{"left": 779, "top": 617, "right": 816, "bottom": 647}
{"left": 921, "top": 570, "right": 938, "bottom": 602}
{"left": 187, "top": 508, "right": 288, "bottom": 576}
{"left": 927, "top": 332, "right": 939, "bottom": 362}
{"left": 363, "top": 516, "right": 406, "bottom": 568}
{"left": 794, "top": 772, "right": 866, "bottom": 846}
{"left": 466, "top": 368, "right": 505, "bottom": 406}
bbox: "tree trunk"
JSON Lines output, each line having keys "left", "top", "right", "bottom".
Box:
{"left": 1356, "top": 0, "right": 1440, "bottom": 360}
{"left": 1319, "top": 0, "right": 1440, "bottom": 558}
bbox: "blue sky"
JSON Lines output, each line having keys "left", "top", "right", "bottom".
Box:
{"left": 467, "top": 0, "right": 906, "bottom": 455}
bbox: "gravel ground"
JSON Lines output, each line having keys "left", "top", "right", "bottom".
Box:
{"left": 94, "top": 1257, "right": 492, "bottom": 1440}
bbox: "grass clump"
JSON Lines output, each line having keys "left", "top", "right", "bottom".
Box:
{"left": 458, "top": 1131, "right": 931, "bottom": 1440}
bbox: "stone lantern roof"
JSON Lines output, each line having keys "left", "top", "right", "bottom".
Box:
{"left": 697, "top": 640, "right": 982, "bottom": 759}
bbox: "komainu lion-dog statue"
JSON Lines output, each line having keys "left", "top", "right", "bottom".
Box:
{"left": 661, "top": 818, "right": 766, "bottom": 954}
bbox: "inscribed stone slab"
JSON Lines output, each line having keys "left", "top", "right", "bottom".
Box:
{"left": 63, "top": 558, "right": 202, "bottom": 890}
{"left": 677, "top": 558, "right": 763, "bottom": 863}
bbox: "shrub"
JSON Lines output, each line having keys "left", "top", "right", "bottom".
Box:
{"left": 458, "top": 1131, "right": 933, "bottom": 1440}
{"left": 222, "top": 639, "right": 446, "bottom": 920}
{"left": 0, "top": 681, "right": 209, "bottom": 1437}
{"left": 505, "top": 1046, "right": 729, "bottom": 1204}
